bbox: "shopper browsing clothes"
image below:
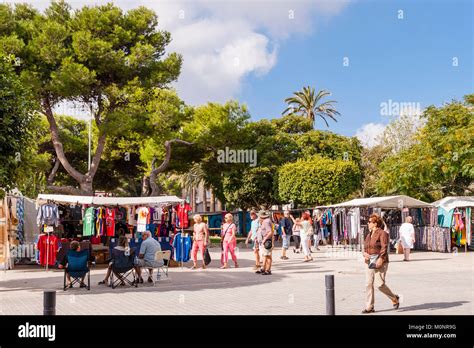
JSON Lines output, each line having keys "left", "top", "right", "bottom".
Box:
{"left": 245, "top": 210, "right": 261, "bottom": 270}
{"left": 362, "top": 214, "right": 400, "bottom": 314}
{"left": 280, "top": 210, "right": 293, "bottom": 260}
{"left": 399, "top": 216, "right": 416, "bottom": 261}
{"left": 191, "top": 214, "right": 209, "bottom": 269}
{"left": 256, "top": 210, "right": 273, "bottom": 275}
{"left": 220, "top": 213, "right": 239, "bottom": 269}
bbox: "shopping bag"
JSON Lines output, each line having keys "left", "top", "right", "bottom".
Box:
{"left": 204, "top": 248, "right": 211, "bottom": 266}
{"left": 396, "top": 241, "right": 403, "bottom": 254}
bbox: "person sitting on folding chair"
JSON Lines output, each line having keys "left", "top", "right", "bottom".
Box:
{"left": 99, "top": 235, "right": 132, "bottom": 286}
{"left": 135, "top": 230, "right": 162, "bottom": 284}
{"left": 59, "top": 241, "right": 93, "bottom": 290}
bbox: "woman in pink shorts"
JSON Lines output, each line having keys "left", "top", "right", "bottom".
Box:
{"left": 221, "top": 213, "right": 239, "bottom": 269}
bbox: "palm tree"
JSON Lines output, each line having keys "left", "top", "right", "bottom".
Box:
{"left": 283, "top": 86, "right": 340, "bottom": 127}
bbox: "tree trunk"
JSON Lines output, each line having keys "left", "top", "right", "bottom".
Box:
{"left": 141, "top": 175, "right": 151, "bottom": 196}
{"left": 41, "top": 97, "right": 107, "bottom": 195}
{"left": 210, "top": 189, "right": 215, "bottom": 212}
{"left": 149, "top": 139, "right": 193, "bottom": 196}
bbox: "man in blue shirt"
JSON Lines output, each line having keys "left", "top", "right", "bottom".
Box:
{"left": 135, "top": 231, "right": 162, "bottom": 283}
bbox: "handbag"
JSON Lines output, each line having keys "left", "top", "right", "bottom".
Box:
{"left": 368, "top": 254, "right": 379, "bottom": 269}
{"left": 396, "top": 240, "right": 404, "bottom": 254}
{"left": 264, "top": 239, "right": 273, "bottom": 250}
{"left": 204, "top": 248, "right": 211, "bottom": 265}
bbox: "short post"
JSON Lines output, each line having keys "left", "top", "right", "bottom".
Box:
{"left": 43, "top": 290, "right": 56, "bottom": 315}
{"left": 325, "top": 274, "right": 335, "bottom": 315}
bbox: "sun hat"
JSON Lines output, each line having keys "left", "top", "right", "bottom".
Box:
{"left": 257, "top": 210, "right": 270, "bottom": 219}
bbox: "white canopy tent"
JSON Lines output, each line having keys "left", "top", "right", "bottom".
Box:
{"left": 431, "top": 196, "right": 474, "bottom": 212}
{"left": 322, "top": 195, "right": 432, "bottom": 208}
{"left": 36, "top": 194, "right": 184, "bottom": 206}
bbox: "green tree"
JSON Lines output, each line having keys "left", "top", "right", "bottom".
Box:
{"left": 0, "top": 1, "right": 182, "bottom": 194}
{"left": 283, "top": 86, "right": 340, "bottom": 128}
{"left": 223, "top": 167, "right": 279, "bottom": 210}
{"left": 278, "top": 155, "right": 362, "bottom": 206}
{"left": 0, "top": 54, "right": 37, "bottom": 196}
{"left": 377, "top": 95, "right": 474, "bottom": 200}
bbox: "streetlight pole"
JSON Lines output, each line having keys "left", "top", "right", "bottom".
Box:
{"left": 88, "top": 106, "right": 92, "bottom": 171}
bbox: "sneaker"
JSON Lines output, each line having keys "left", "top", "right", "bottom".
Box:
{"left": 262, "top": 271, "right": 272, "bottom": 275}
{"left": 255, "top": 269, "right": 264, "bottom": 274}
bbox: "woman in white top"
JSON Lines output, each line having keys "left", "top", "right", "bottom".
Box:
{"left": 399, "top": 216, "right": 415, "bottom": 261}
{"left": 300, "top": 212, "right": 313, "bottom": 262}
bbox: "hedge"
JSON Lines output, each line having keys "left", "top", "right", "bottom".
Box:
{"left": 278, "top": 155, "right": 362, "bottom": 206}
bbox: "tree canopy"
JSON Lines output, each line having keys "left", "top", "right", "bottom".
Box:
{"left": 0, "top": 0, "right": 182, "bottom": 194}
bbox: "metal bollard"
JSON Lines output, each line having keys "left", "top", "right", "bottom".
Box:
{"left": 43, "top": 290, "right": 56, "bottom": 315}
{"left": 325, "top": 274, "right": 335, "bottom": 315}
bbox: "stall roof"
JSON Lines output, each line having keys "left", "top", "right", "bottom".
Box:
{"left": 432, "top": 196, "right": 474, "bottom": 212}
{"left": 318, "top": 195, "right": 432, "bottom": 209}
{"left": 37, "top": 194, "right": 184, "bottom": 206}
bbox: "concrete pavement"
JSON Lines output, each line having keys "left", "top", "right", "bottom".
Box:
{"left": 0, "top": 245, "right": 472, "bottom": 315}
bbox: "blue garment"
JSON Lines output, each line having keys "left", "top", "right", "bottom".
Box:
{"left": 172, "top": 233, "right": 192, "bottom": 262}
{"left": 250, "top": 220, "right": 260, "bottom": 239}
{"left": 438, "top": 208, "right": 454, "bottom": 228}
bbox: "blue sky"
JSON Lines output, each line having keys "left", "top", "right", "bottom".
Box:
{"left": 8, "top": 0, "right": 472, "bottom": 143}
{"left": 238, "top": 0, "right": 473, "bottom": 138}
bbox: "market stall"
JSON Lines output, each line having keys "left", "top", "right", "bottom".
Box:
{"left": 35, "top": 194, "right": 188, "bottom": 270}
{"left": 0, "top": 193, "right": 38, "bottom": 270}
{"left": 315, "top": 195, "right": 449, "bottom": 252}
{"left": 432, "top": 196, "right": 474, "bottom": 252}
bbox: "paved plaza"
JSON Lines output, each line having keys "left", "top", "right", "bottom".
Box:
{"left": 0, "top": 245, "right": 472, "bottom": 315}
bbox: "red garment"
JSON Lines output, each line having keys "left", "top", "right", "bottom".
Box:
{"left": 105, "top": 208, "right": 116, "bottom": 236}
{"left": 90, "top": 236, "right": 101, "bottom": 245}
{"left": 38, "top": 234, "right": 59, "bottom": 266}
{"left": 176, "top": 203, "right": 191, "bottom": 229}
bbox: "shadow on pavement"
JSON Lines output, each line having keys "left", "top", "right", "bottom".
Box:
{"left": 377, "top": 301, "right": 470, "bottom": 313}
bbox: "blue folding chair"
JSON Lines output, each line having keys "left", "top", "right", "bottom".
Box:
{"left": 63, "top": 249, "right": 90, "bottom": 291}
{"left": 110, "top": 248, "right": 138, "bottom": 289}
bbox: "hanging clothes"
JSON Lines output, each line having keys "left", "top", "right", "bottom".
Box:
{"left": 172, "top": 232, "right": 192, "bottom": 262}
{"left": 105, "top": 208, "right": 116, "bottom": 237}
{"left": 176, "top": 202, "right": 192, "bottom": 229}
{"left": 37, "top": 233, "right": 59, "bottom": 266}
{"left": 95, "top": 207, "right": 106, "bottom": 236}
{"left": 16, "top": 198, "right": 25, "bottom": 244}
{"left": 36, "top": 203, "right": 60, "bottom": 227}
{"left": 438, "top": 207, "right": 454, "bottom": 228}
{"left": 82, "top": 207, "right": 95, "bottom": 237}
{"left": 136, "top": 207, "right": 150, "bottom": 233}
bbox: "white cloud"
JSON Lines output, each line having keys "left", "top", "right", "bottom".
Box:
{"left": 355, "top": 123, "right": 386, "bottom": 148}
{"left": 4, "top": 0, "right": 350, "bottom": 105}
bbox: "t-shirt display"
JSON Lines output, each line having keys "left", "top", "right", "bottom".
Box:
{"left": 37, "top": 234, "right": 59, "bottom": 266}
{"left": 106, "top": 208, "right": 116, "bottom": 237}
{"left": 83, "top": 207, "right": 95, "bottom": 237}
{"left": 136, "top": 207, "right": 150, "bottom": 233}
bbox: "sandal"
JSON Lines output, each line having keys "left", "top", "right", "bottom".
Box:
{"left": 362, "top": 308, "right": 375, "bottom": 314}
{"left": 393, "top": 295, "right": 400, "bottom": 309}
{"left": 98, "top": 280, "right": 107, "bottom": 285}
